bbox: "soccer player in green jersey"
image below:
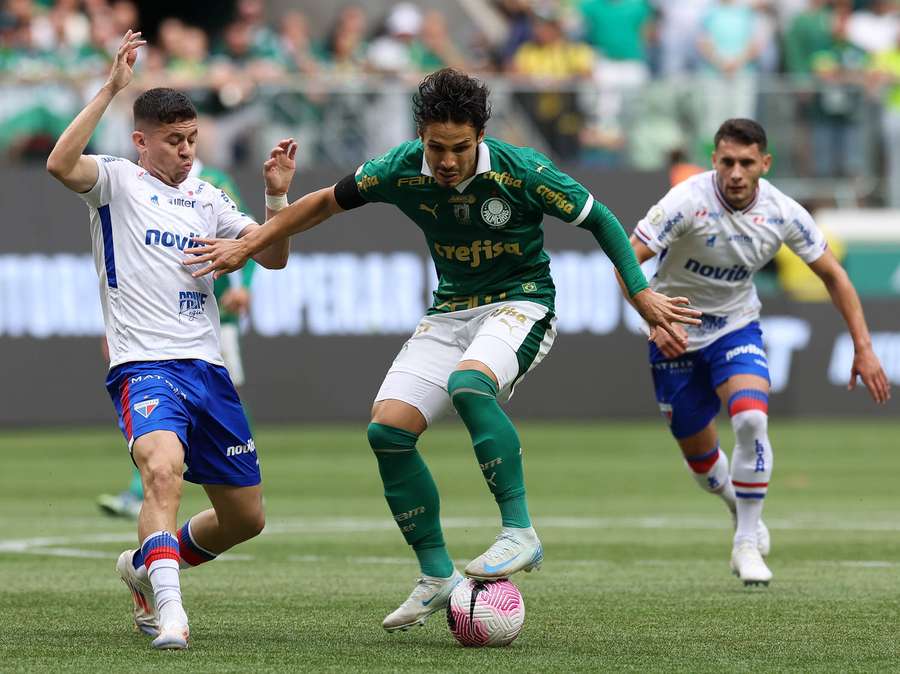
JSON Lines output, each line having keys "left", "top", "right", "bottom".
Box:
{"left": 97, "top": 162, "right": 257, "bottom": 519}
{"left": 187, "top": 69, "right": 701, "bottom": 631}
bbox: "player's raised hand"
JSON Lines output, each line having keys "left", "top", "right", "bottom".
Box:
{"left": 849, "top": 346, "right": 891, "bottom": 404}
{"left": 184, "top": 237, "right": 251, "bottom": 279}
{"left": 632, "top": 288, "right": 701, "bottom": 347}
{"left": 106, "top": 30, "right": 146, "bottom": 94}
{"left": 264, "top": 138, "right": 298, "bottom": 197}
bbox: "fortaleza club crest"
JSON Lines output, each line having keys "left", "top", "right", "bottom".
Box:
{"left": 133, "top": 398, "right": 159, "bottom": 419}
{"left": 480, "top": 197, "right": 512, "bottom": 229}
{"left": 178, "top": 291, "right": 208, "bottom": 321}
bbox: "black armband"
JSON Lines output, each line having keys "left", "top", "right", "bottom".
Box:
{"left": 334, "top": 173, "right": 367, "bottom": 210}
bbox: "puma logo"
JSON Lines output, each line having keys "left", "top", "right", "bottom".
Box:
{"left": 419, "top": 202, "right": 438, "bottom": 218}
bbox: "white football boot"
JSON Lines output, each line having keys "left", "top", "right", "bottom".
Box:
{"left": 151, "top": 604, "right": 190, "bottom": 650}
{"left": 464, "top": 526, "right": 543, "bottom": 580}
{"left": 730, "top": 540, "right": 773, "bottom": 586}
{"left": 382, "top": 569, "right": 464, "bottom": 632}
{"left": 116, "top": 550, "right": 159, "bottom": 637}
{"left": 731, "top": 514, "right": 771, "bottom": 557}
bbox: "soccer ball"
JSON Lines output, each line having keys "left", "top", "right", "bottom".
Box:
{"left": 446, "top": 578, "right": 525, "bottom": 647}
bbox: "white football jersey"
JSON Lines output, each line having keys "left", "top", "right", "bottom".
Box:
{"left": 635, "top": 171, "right": 827, "bottom": 350}
{"left": 78, "top": 155, "right": 256, "bottom": 368}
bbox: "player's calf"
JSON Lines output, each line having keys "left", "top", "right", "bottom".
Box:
{"left": 448, "top": 369, "right": 531, "bottom": 530}
{"left": 367, "top": 422, "right": 455, "bottom": 579}
{"left": 683, "top": 444, "right": 736, "bottom": 510}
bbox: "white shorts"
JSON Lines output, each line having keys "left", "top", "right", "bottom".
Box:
{"left": 374, "top": 301, "right": 556, "bottom": 426}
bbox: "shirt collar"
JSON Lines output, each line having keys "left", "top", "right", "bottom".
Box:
{"left": 421, "top": 141, "right": 492, "bottom": 193}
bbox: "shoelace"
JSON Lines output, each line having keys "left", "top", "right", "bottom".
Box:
{"left": 401, "top": 577, "right": 438, "bottom": 606}
{"left": 482, "top": 532, "right": 521, "bottom": 562}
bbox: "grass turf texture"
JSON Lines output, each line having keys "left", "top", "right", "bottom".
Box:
{"left": 1, "top": 421, "right": 899, "bottom": 672}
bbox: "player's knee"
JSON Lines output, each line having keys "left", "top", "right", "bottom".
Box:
{"left": 448, "top": 369, "right": 498, "bottom": 413}
{"left": 728, "top": 389, "right": 768, "bottom": 442}
{"left": 367, "top": 422, "right": 418, "bottom": 452}
{"left": 731, "top": 409, "right": 768, "bottom": 446}
{"left": 240, "top": 509, "right": 266, "bottom": 540}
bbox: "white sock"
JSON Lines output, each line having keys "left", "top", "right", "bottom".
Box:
{"left": 729, "top": 406, "right": 773, "bottom": 546}
{"left": 684, "top": 447, "right": 736, "bottom": 514}
{"left": 148, "top": 559, "right": 182, "bottom": 611}
{"left": 140, "top": 531, "right": 185, "bottom": 622}
{"left": 735, "top": 498, "right": 764, "bottom": 544}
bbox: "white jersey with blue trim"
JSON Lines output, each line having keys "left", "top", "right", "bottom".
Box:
{"left": 78, "top": 155, "right": 256, "bottom": 368}
{"left": 634, "top": 171, "right": 827, "bottom": 351}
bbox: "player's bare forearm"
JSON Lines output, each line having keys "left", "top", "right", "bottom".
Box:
{"left": 247, "top": 187, "right": 339, "bottom": 255}
{"left": 187, "top": 187, "right": 341, "bottom": 278}
{"left": 45, "top": 84, "right": 115, "bottom": 190}
{"left": 46, "top": 31, "right": 145, "bottom": 192}
{"left": 824, "top": 270, "right": 871, "bottom": 350}
{"left": 810, "top": 251, "right": 872, "bottom": 350}
{"left": 248, "top": 206, "right": 292, "bottom": 269}
{"left": 810, "top": 251, "right": 891, "bottom": 402}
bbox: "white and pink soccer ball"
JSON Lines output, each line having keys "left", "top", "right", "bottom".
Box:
{"left": 446, "top": 578, "right": 525, "bottom": 647}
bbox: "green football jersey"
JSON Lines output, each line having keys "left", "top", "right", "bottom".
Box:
{"left": 355, "top": 136, "right": 595, "bottom": 313}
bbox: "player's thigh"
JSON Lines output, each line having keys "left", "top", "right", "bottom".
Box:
{"left": 203, "top": 483, "right": 264, "bottom": 532}
{"left": 371, "top": 398, "right": 430, "bottom": 436}
{"left": 706, "top": 322, "right": 771, "bottom": 408}
{"left": 649, "top": 343, "right": 720, "bottom": 440}
{"left": 461, "top": 301, "right": 556, "bottom": 393}
{"left": 188, "top": 363, "right": 260, "bottom": 488}
{"left": 373, "top": 316, "right": 462, "bottom": 428}
{"left": 716, "top": 374, "right": 770, "bottom": 406}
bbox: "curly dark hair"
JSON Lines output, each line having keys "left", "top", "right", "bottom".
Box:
{"left": 413, "top": 68, "right": 492, "bottom": 135}
{"left": 133, "top": 88, "right": 197, "bottom": 128}
{"left": 714, "top": 118, "right": 768, "bottom": 152}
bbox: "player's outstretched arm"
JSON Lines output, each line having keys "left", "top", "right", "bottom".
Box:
{"left": 615, "top": 236, "right": 689, "bottom": 356}
{"left": 46, "top": 30, "right": 145, "bottom": 192}
{"left": 579, "top": 201, "right": 701, "bottom": 345}
{"left": 187, "top": 185, "right": 345, "bottom": 278}
{"left": 808, "top": 249, "right": 891, "bottom": 404}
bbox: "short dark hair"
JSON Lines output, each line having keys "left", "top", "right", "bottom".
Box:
{"left": 133, "top": 88, "right": 197, "bottom": 128}
{"left": 413, "top": 68, "right": 491, "bottom": 135}
{"left": 714, "top": 118, "right": 767, "bottom": 152}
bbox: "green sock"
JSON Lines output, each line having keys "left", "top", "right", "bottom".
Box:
{"left": 448, "top": 370, "right": 531, "bottom": 528}
{"left": 367, "top": 423, "right": 454, "bottom": 578}
{"left": 128, "top": 466, "right": 143, "bottom": 500}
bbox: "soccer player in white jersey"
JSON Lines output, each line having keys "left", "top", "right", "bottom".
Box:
{"left": 628, "top": 119, "right": 891, "bottom": 586}
{"left": 46, "top": 31, "right": 296, "bottom": 649}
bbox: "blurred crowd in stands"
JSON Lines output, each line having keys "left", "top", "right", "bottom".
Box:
{"left": 1, "top": 0, "right": 899, "bottom": 204}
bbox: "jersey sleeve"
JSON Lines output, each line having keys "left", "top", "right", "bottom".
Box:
{"left": 78, "top": 155, "right": 124, "bottom": 208}
{"left": 633, "top": 182, "right": 694, "bottom": 253}
{"left": 525, "top": 159, "right": 594, "bottom": 225}
{"left": 783, "top": 204, "right": 828, "bottom": 263}
{"left": 212, "top": 187, "right": 257, "bottom": 239}
{"left": 354, "top": 143, "right": 415, "bottom": 205}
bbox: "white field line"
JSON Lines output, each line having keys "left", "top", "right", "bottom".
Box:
{"left": 3, "top": 515, "right": 899, "bottom": 561}
{"left": 285, "top": 554, "right": 898, "bottom": 569}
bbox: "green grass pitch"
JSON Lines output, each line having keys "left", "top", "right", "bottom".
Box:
{"left": 2, "top": 421, "right": 899, "bottom": 672}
